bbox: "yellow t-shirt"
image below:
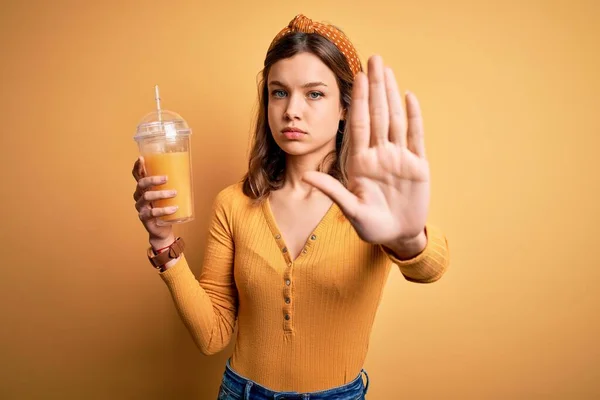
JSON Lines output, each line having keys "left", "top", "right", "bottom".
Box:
{"left": 159, "top": 182, "right": 449, "bottom": 392}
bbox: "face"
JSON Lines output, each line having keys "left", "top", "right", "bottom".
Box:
{"left": 267, "top": 52, "right": 345, "bottom": 157}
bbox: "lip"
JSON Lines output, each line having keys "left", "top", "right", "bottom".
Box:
{"left": 283, "top": 131, "right": 304, "bottom": 140}
{"left": 282, "top": 127, "right": 306, "bottom": 133}
{"left": 281, "top": 127, "right": 306, "bottom": 140}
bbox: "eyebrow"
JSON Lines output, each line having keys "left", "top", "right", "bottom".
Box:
{"left": 268, "top": 80, "right": 328, "bottom": 89}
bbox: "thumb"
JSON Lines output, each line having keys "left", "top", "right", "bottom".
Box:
{"left": 139, "top": 156, "right": 147, "bottom": 177}
{"left": 302, "top": 171, "right": 359, "bottom": 220}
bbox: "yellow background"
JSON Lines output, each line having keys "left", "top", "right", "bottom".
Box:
{"left": 1, "top": 0, "right": 598, "bottom": 398}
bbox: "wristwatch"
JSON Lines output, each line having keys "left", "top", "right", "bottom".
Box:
{"left": 147, "top": 237, "right": 185, "bottom": 271}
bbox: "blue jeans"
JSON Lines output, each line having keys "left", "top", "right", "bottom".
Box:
{"left": 217, "top": 358, "right": 370, "bottom": 400}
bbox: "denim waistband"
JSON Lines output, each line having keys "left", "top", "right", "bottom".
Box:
{"left": 220, "top": 358, "right": 369, "bottom": 400}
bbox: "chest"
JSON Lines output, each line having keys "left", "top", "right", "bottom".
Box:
{"left": 268, "top": 197, "right": 333, "bottom": 261}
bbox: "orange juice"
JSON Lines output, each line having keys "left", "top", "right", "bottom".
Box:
{"left": 143, "top": 151, "right": 193, "bottom": 224}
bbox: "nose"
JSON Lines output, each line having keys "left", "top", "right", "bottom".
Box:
{"left": 284, "top": 93, "right": 303, "bottom": 120}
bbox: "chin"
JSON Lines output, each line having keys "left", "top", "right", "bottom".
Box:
{"left": 272, "top": 134, "right": 337, "bottom": 157}
{"left": 275, "top": 141, "right": 312, "bottom": 156}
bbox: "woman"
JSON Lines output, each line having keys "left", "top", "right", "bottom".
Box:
{"left": 132, "top": 14, "right": 449, "bottom": 400}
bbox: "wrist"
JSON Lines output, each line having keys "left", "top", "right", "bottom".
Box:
{"left": 149, "top": 235, "right": 176, "bottom": 253}
{"left": 146, "top": 236, "right": 185, "bottom": 272}
{"left": 383, "top": 229, "right": 428, "bottom": 260}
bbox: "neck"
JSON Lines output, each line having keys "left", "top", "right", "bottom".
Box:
{"left": 282, "top": 147, "right": 335, "bottom": 195}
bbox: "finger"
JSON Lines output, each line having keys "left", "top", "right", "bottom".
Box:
{"left": 132, "top": 156, "right": 146, "bottom": 181}
{"left": 133, "top": 188, "right": 142, "bottom": 202}
{"left": 135, "top": 189, "right": 177, "bottom": 211}
{"left": 138, "top": 205, "right": 179, "bottom": 222}
{"left": 133, "top": 175, "right": 167, "bottom": 202}
{"left": 367, "top": 55, "right": 389, "bottom": 147}
{"left": 406, "top": 91, "right": 426, "bottom": 158}
{"left": 132, "top": 159, "right": 139, "bottom": 180}
{"left": 384, "top": 67, "right": 407, "bottom": 147}
{"left": 138, "top": 175, "right": 167, "bottom": 191}
{"left": 140, "top": 156, "right": 147, "bottom": 177}
{"left": 348, "top": 72, "right": 370, "bottom": 156}
{"left": 302, "top": 171, "right": 360, "bottom": 221}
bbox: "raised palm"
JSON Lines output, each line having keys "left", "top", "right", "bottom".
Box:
{"left": 303, "top": 55, "right": 430, "bottom": 247}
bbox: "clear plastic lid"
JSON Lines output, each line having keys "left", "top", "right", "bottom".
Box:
{"left": 134, "top": 109, "right": 191, "bottom": 141}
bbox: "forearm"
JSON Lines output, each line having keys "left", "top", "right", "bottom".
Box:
{"left": 381, "top": 225, "right": 450, "bottom": 283}
{"left": 158, "top": 255, "right": 237, "bottom": 355}
{"left": 382, "top": 229, "right": 428, "bottom": 261}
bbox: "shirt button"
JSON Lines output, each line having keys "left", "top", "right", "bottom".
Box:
{"left": 302, "top": 249, "right": 307, "bottom": 254}
{"left": 288, "top": 262, "right": 292, "bottom": 267}
{"left": 285, "top": 298, "right": 291, "bottom": 304}
{"left": 285, "top": 314, "right": 290, "bottom": 320}
{"left": 275, "top": 234, "right": 281, "bottom": 239}
{"left": 285, "top": 279, "right": 291, "bottom": 286}
{"left": 310, "top": 234, "right": 317, "bottom": 240}
{"left": 282, "top": 247, "right": 288, "bottom": 253}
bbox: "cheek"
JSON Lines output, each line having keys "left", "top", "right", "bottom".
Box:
{"left": 267, "top": 104, "right": 277, "bottom": 127}
{"left": 316, "top": 103, "right": 343, "bottom": 130}
{"left": 267, "top": 102, "right": 282, "bottom": 122}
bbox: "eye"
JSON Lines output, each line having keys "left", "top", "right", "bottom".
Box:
{"left": 271, "top": 89, "right": 287, "bottom": 98}
{"left": 308, "top": 91, "right": 324, "bottom": 100}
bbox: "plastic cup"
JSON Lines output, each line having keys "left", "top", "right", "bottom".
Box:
{"left": 133, "top": 90, "right": 194, "bottom": 226}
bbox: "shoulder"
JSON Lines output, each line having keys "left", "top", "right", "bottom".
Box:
{"left": 213, "top": 181, "right": 256, "bottom": 213}
{"left": 210, "top": 181, "right": 260, "bottom": 235}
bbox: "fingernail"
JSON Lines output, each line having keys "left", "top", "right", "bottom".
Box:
{"left": 169, "top": 206, "right": 179, "bottom": 212}
{"left": 170, "top": 190, "right": 177, "bottom": 196}
{"left": 161, "top": 176, "right": 168, "bottom": 182}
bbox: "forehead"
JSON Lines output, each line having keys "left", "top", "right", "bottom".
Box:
{"left": 268, "top": 52, "right": 337, "bottom": 86}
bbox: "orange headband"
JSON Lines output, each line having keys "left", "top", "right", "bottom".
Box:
{"left": 268, "top": 14, "right": 361, "bottom": 76}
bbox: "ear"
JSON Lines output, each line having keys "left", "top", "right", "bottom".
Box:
{"left": 340, "top": 108, "right": 347, "bottom": 121}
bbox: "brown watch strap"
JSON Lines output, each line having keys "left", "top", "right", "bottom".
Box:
{"left": 147, "top": 237, "right": 185, "bottom": 270}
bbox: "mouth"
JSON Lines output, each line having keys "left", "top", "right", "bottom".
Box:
{"left": 282, "top": 128, "right": 306, "bottom": 140}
